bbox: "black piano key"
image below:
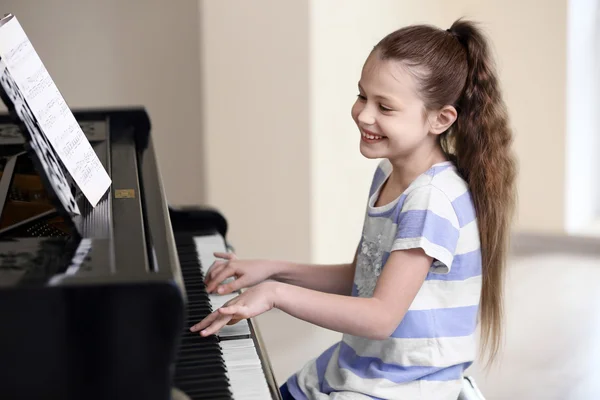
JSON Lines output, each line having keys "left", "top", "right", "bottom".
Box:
{"left": 181, "top": 384, "right": 232, "bottom": 396}
{"left": 174, "top": 366, "right": 229, "bottom": 380}
{"left": 173, "top": 234, "right": 234, "bottom": 400}
{"left": 186, "top": 305, "right": 211, "bottom": 311}
{"left": 178, "top": 387, "right": 232, "bottom": 399}
{"left": 176, "top": 351, "right": 225, "bottom": 363}
{"left": 175, "top": 343, "right": 223, "bottom": 355}
{"left": 181, "top": 388, "right": 232, "bottom": 398}
{"left": 175, "top": 377, "right": 231, "bottom": 393}
{"left": 182, "top": 390, "right": 232, "bottom": 400}
{"left": 186, "top": 309, "right": 213, "bottom": 316}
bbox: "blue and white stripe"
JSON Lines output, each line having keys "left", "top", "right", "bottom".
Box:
{"left": 288, "top": 159, "right": 482, "bottom": 399}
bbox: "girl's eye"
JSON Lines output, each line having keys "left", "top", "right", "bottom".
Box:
{"left": 357, "top": 94, "right": 393, "bottom": 112}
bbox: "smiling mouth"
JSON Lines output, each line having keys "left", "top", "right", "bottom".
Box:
{"left": 361, "top": 130, "right": 386, "bottom": 141}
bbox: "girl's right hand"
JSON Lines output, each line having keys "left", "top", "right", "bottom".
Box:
{"left": 204, "top": 252, "right": 277, "bottom": 295}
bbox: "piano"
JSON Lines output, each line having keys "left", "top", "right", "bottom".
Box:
{"left": 0, "top": 107, "right": 282, "bottom": 400}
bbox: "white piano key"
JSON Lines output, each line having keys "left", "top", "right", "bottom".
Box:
{"left": 193, "top": 233, "right": 227, "bottom": 275}
{"left": 219, "top": 319, "right": 251, "bottom": 338}
{"left": 221, "top": 339, "right": 272, "bottom": 400}
{"left": 193, "top": 234, "right": 251, "bottom": 338}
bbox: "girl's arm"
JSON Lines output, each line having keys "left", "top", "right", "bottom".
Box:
{"left": 273, "top": 248, "right": 430, "bottom": 339}
{"left": 271, "top": 247, "right": 358, "bottom": 295}
{"left": 193, "top": 248, "right": 431, "bottom": 340}
{"left": 206, "top": 246, "right": 358, "bottom": 296}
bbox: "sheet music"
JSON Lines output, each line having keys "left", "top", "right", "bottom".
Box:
{"left": 0, "top": 15, "right": 111, "bottom": 207}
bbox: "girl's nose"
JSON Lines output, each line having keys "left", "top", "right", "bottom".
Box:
{"left": 357, "top": 107, "right": 376, "bottom": 126}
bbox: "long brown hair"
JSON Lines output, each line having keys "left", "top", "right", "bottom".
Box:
{"left": 375, "top": 19, "right": 517, "bottom": 365}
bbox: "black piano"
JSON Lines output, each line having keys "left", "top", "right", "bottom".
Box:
{"left": 0, "top": 107, "right": 282, "bottom": 400}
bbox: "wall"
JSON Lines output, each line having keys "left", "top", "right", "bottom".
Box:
{"left": 446, "top": 1, "right": 568, "bottom": 234}
{"left": 565, "top": 0, "right": 600, "bottom": 234}
{"left": 0, "top": 0, "right": 204, "bottom": 206}
{"left": 198, "top": 0, "right": 311, "bottom": 262}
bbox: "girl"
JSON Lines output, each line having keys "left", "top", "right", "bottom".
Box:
{"left": 191, "top": 18, "right": 516, "bottom": 400}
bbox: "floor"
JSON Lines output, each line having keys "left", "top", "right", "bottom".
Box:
{"left": 254, "top": 253, "right": 600, "bottom": 399}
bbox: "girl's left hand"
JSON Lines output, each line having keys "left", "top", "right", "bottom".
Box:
{"left": 189, "top": 281, "right": 278, "bottom": 337}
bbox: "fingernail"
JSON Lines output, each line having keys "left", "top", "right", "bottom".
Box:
{"left": 201, "top": 330, "right": 207, "bottom": 336}
{"left": 217, "top": 287, "right": 223, "bottom": 293}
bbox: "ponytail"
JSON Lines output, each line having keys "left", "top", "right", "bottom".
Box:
{"left": 375, "top": 19, "right": 517, "bottom": 366}
{"left": 444, "top": 20, "right": 517, "bottom": 366}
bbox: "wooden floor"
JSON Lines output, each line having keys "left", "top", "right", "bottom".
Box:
{"left": 256, "top": 252, "right": 600, "bottom": 399}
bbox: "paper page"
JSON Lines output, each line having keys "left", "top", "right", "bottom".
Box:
{"left": 0, "top": 59, "right": 81, "bottom": 216}
{"left": 0, "top": 15, "right": 111, "bottom": 207}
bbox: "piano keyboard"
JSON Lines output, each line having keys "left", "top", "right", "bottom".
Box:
{"left": 193, "top": 234, "right": 251, "bottom": 338}
{"left": 173, "top": 232, "right": 273, "bottom": 400}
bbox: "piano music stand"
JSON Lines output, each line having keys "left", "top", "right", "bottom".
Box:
{"left": 0, "top": 59, "right": 82, "bottom": 238}
{"left": 0, "top": 150, "right": 19, "bottom": 217}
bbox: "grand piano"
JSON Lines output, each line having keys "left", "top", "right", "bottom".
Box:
{"left": 0, "top": 107, "right": 282, "bottom": 400}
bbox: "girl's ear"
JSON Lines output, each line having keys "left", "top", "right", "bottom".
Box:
{"left": 428, "top": 105, "right": 458, "bottom": 135}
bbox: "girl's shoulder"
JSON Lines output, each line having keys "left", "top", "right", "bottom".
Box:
{"left": 402, "top": 162, "right": 475, "bottom": 230}
{"left": 406, "top": 161, "right": 470, "bottom": 202}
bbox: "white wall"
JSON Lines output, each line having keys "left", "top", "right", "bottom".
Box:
{"left": 565, "top": 0, "right": 600, "bottom": 234}
{"left": 0, "top": 0, "right": 205, "bottom": 206}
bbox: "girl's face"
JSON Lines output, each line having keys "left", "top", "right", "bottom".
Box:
{"left": 351, "top": 53, "right": 440, "bottom": 164}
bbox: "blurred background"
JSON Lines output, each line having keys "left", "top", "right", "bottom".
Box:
{"left": 1, "top": 0, "right": 599, "bottom": 398}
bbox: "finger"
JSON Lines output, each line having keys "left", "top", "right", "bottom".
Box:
{"left": 207, "top": 266, "right": 240, "bottom": 293}
{"left": 219, "top": 304, "right": 247, "bottom": 318}
{"left": 213, "top": 252, "right": 236, "bottom": 260}
{"left": 189, "top": 310, "right": 220, "bottom": 333}
{"left": 205, "top": 261, "right": 227, "bottom": 284}
{"left": 206, "top": 265, "right": 233, "bottom": 293}
{"left": 221, "top": 295, "right": 239, "bottom": 309}
{"left": 215, "top": 278, "right": 245, "bottom": 295}
{"left": 199, "top": 313, "right": 233, "bottom": 337}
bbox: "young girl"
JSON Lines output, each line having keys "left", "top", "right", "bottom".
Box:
{"left": 191, "top": 18, "right": 516, "bottom": 400}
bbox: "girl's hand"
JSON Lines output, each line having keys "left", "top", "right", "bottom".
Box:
{"left": 190, "top": 282, "right": 279, "bottom": 336}
{"left": 204, "top": 252, "right": 277, "bottom": 294}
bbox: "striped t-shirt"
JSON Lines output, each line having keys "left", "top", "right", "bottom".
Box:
{"left": 286, "top": 159, "right": 482, "bottom": 400}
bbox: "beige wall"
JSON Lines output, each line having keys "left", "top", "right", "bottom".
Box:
{"left": 446, "top": 0, "right": 567, "bottom": 234}
{"left": 0, "top": 0, "right": 205, "bottom": 206}
{"left": 199, "top": 0, "right": 311, "bottom": 262}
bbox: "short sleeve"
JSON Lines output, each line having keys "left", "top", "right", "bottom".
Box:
{"left": 391, "top": 185, "right": 459, "bottom": 273}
